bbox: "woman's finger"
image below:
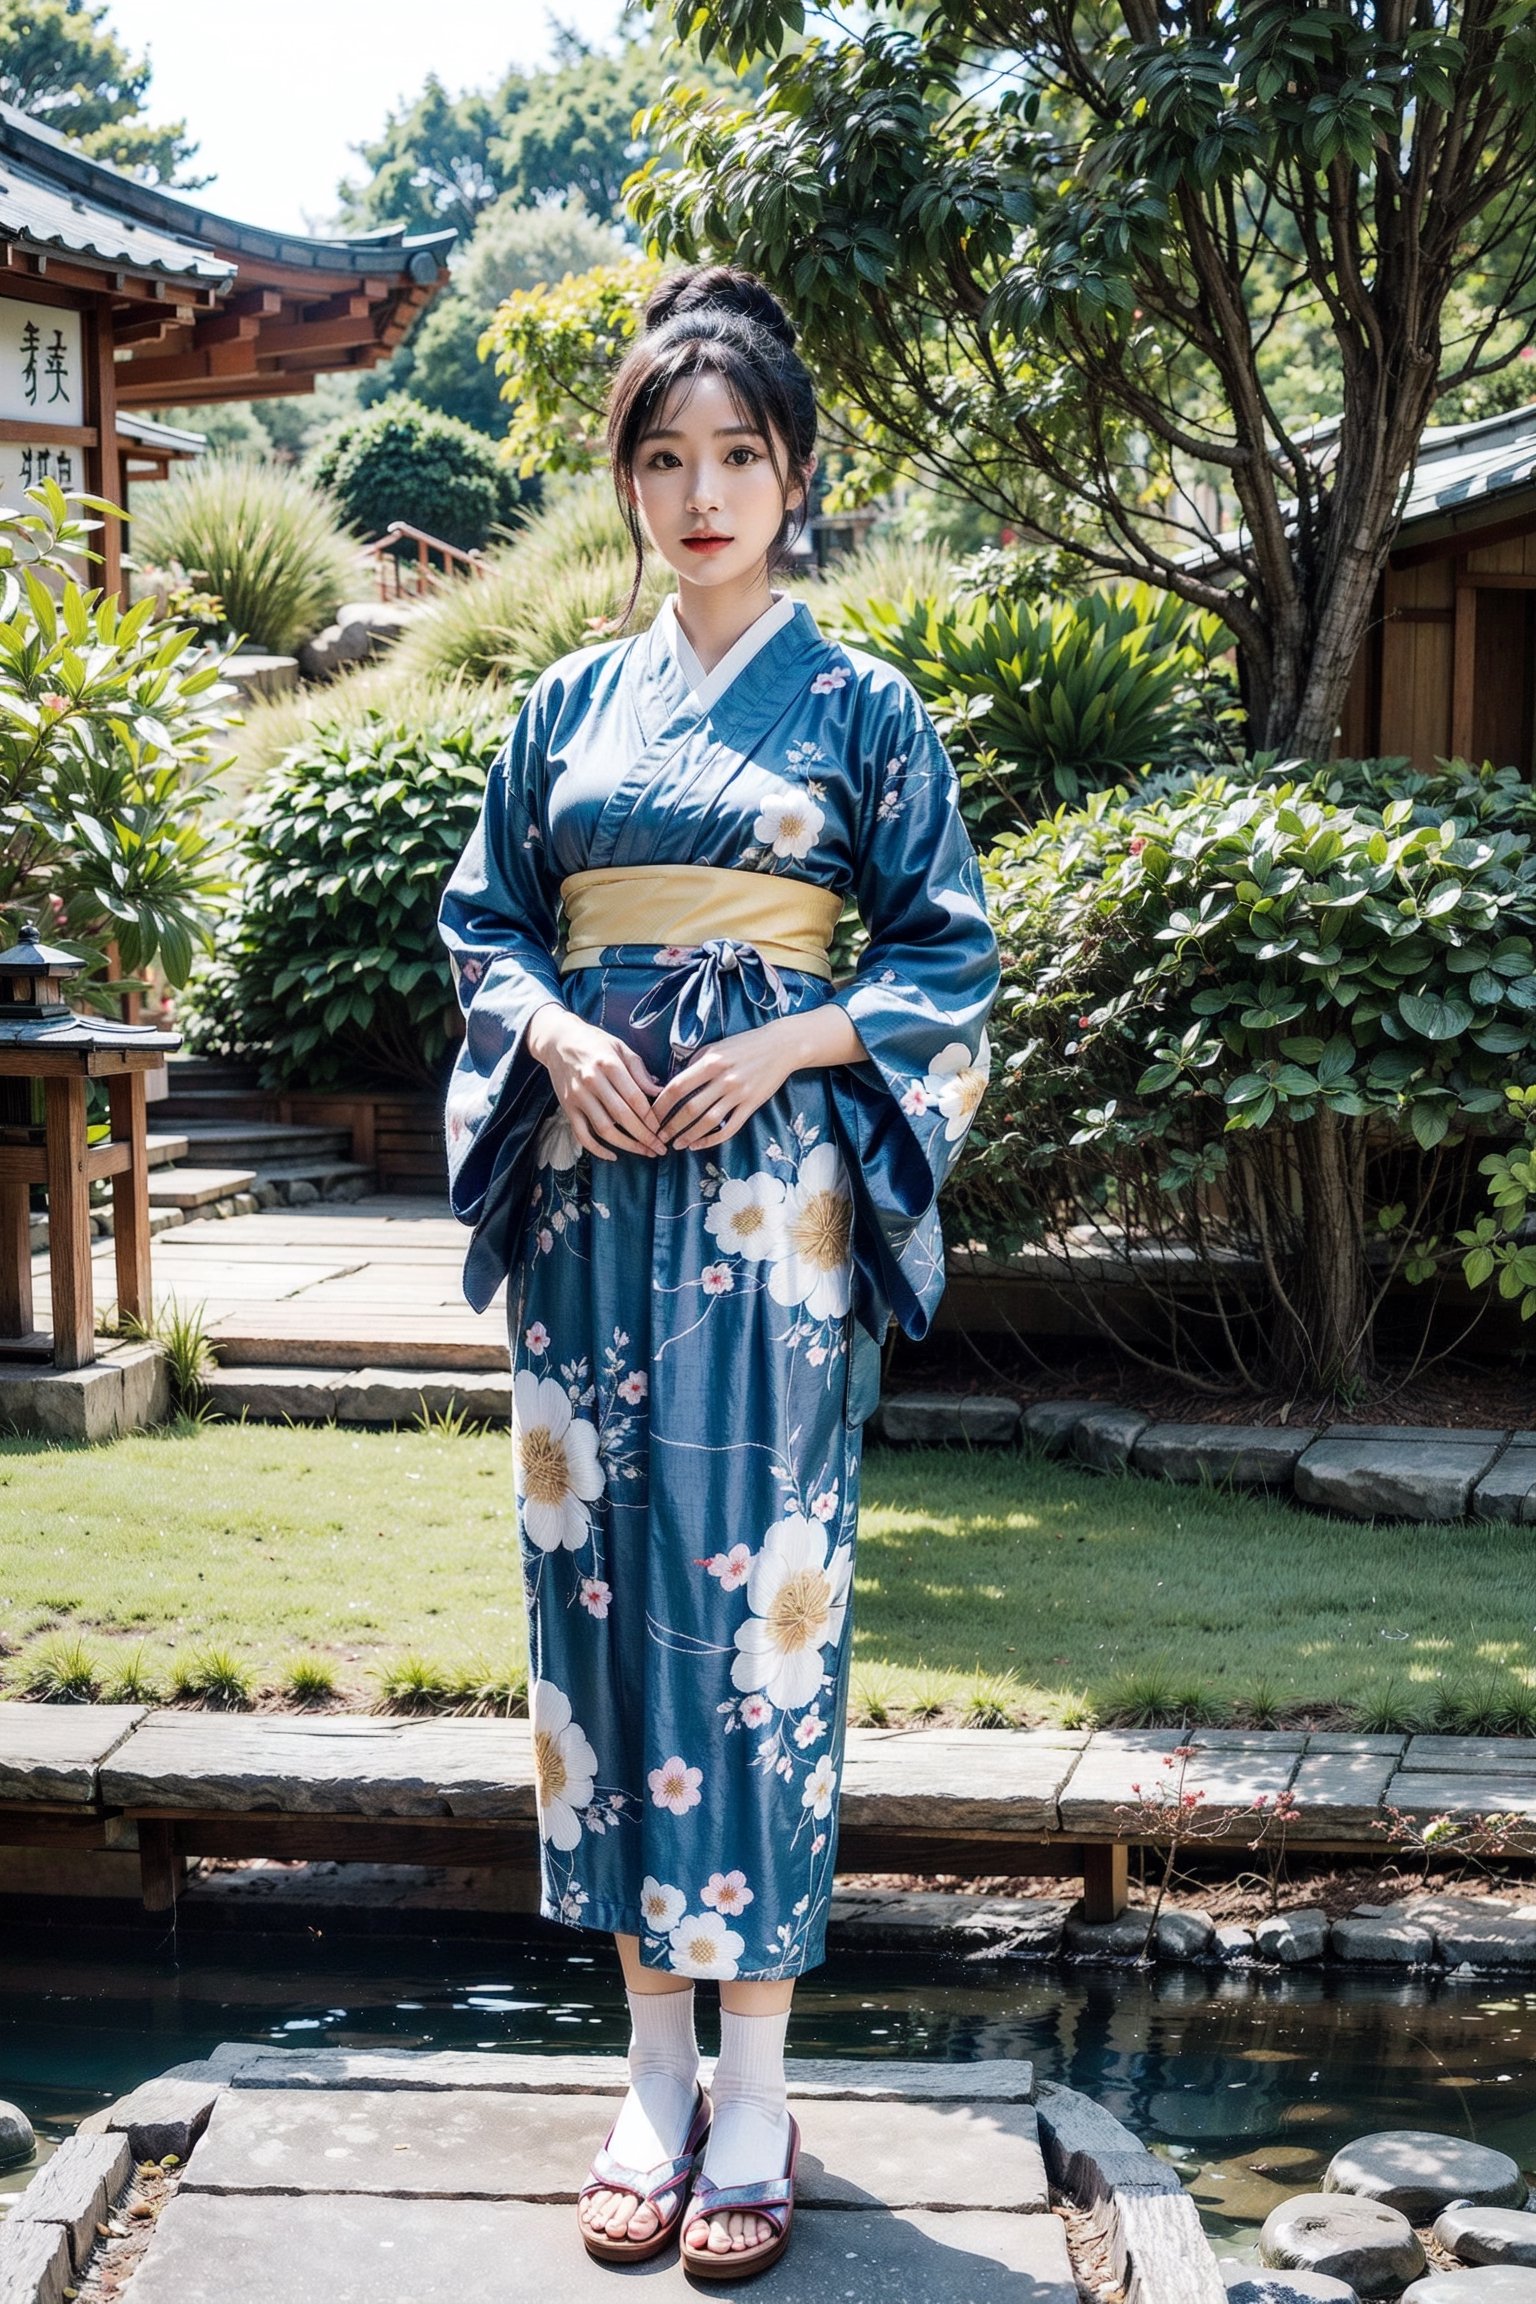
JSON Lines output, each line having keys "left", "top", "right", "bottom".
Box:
{"left": 587, "top": 1078, "right": 664, "bottom": 1155}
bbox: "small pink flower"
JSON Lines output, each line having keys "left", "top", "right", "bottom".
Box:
{"left": 1128, "top": 837, "right": 1146, "bottom": 856}
{"left": 40, "top": 691, "right": 68, "bottom": 713}
{"left": 811, "top": 1832, "right": 826, "bottom": 1853}
{"left": 810, "top": 665, "right": 850, "bottom": 694}
{"left": 900, "top": 1083, "right": 929, "bottom": 1115}
{"left": 806, "top": 1344, "right": 827, "bottom": 1367}
{"left": 702, "top": 1869, "right": 754, "bottom": 1915}
{"left": 618, "top": 1370, "right": 648, "bottom": 1404}
{"left": 706, "top": 1543, "right": 752, "bottom": 1590}
{"left": 794, "top": 1709, "right": 826, "bottom": 1748}
{"left": 775, "top": 1754, "right": 794, "bottom": 1780}
{"left": 648, "top": 1755, "right": 703, "bottom": 1815}
{"left": 524, "top": 1321, "right": 550, "bottom": 1354}
{"left": 810, "top": 1487, "right": 838, "bottom": 1522}
{"left": 655, "top": 944, "right": 695, "bottom": 963}
{"left": 537, "top": 1227, "right": 554, "bottom": 1254}
{"left": 701, "top": 1261, "right": 734, "bottom": 1295}
{"left": 740, "top": 1694, "right": 773, "bottom": 1728}
{"left": 579, "top": 1576, "right": 611, "bottom": 1619}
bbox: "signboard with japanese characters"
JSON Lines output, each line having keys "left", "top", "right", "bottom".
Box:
{"left": 0, "top": 300, "right": 83, "bottom": 427}
{"left": 0, "top": 441, "right": 84, "bottom": 511}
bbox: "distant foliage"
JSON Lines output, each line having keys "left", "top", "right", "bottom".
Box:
{"left": 179, "top": 700, "right": 510, "bottom": 1090}
{"left": 303, "top": 398, "right": 524, "bottom": 556}
{"left": 131, "top": 457, "right": 358, "bottom": 656}
{"left": 826, "top": 583, "right": 1239, "bottom": 836}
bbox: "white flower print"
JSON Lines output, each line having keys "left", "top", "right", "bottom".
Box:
{"left": 578, "top": 1576, "right": 611, "bottom": 1619}
{"left": 617, "top": 1370, "right": 648, "bottom": 1405}
{"left": 536, "top": 1110, "right": 581, "bottom": 1170}
{"left": 648, "top": 1754, "right": 703, "bottom": 1816}
{"left": 803, "top": 1754, "right": 838, "bottom": 1820}
{"left": 810, "top": 663, "right": 850, "bottom": 694}
{"left": 700, "top": 1261, "right": 734, "bottom": 1296}
{"left": 705, "top": 1171, "right": 787, "bottom": 1261}
{"left": 753, "top": 780, "right": 825, "bottom": 861}
{"left": 920, "top": 1030, "right": 991, "bottom": 1142}
{"left": 531, "top": 1678, "right": 598, "bottom": 1853}
{"left": 766, "top": 1142, "right": 853, "bottom": 1321}
{"left": 537, "top": 1226, "right": 554, "bottom": 1254}
{"left": 806, "top": 1344, "right": 827, "bottom": 1367}
{"left": 739, "top": 1694, "right": 773, "bottom": 1729}
{"left": 705, "top": 1543, "right": 752, "bottom": 1591}
{"left": 731, "top": 1513, "right": 852, "bottom": 1712}
{"left": 810, "top": 1487, "right": 838, "bottom": 1522}
{"left": 640, "top": 1876, "right": 687, "bottom": 1932}
{"left": 702, "top": 1869, "right": 754, "bottom": 1916}
{"left": 794, "top": 1709, "right": 827, "bottom": 1748}
{"left": 512, "top": 1370, "right": 605, "bottom": 1552}
{"left": 668, "top": 1909, "right": 746, "bottom": 1980}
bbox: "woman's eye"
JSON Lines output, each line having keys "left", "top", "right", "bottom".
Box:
{"left": 727, "top": 447, "right": 761, "bottom": 465}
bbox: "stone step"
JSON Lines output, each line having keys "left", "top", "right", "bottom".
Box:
{"left": 172, "top": 1121, "right": 354, "bottom": 1165}
{"left": 164, "top": 1057, "right": 262, "bottom": 1091}
{"left": 145, "top": 1166, "right": 259, "bottom": 1212}
{"left": 201, "top": 1364, "right": 509, "bottom": 1426}
{"left": 144, "top": 1131, "right": 189, "bottom": 1170}
{"left": 157, "top": 1089, "right": 280, "bottom": 1124}
{"left": 251, "top": 1161, "right": 374, "bottom": 1202}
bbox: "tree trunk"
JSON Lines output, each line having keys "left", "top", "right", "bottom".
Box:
{"left": 1290, "top": 1106, "right": 1370, "bottom": 1391}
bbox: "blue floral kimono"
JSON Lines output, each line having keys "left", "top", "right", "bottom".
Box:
{"left": 438, "top": 593, "right": 999, "bottom": 1979}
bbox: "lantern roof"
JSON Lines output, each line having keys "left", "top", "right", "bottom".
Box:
{"left": 0, "top": 924, "right": 80, "bottom": 973}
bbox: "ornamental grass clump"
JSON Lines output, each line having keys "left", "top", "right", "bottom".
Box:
{"left": 969, "top": 759, "right": 1536, "bottom": 1393}
{"left": 179, "top": 694, "right": 511, "bottom": 1090}
{"left": 130, "top": 455, "right": 358, "bottom": 656}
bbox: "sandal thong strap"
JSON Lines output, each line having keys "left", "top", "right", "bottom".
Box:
{"left": 580, "top": 2089, "right": 712, "bottom": 2209}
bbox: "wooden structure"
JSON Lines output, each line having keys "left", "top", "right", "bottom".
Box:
{"left": 0, "top": 930, "right": 178, "bottom": 1372}
{"left": 0, "top": 98, "right": 453, "bottom": 597}
{"left": 1334, "top": 402, "right": 1536, "bottom": 769}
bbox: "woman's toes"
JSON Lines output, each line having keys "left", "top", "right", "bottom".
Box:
{"left": 628, "top": 2199, "right": 659, "bottom": 2240}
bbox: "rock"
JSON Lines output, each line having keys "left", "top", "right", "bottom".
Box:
{"left": 1021, "top": 1400, "right": 1097, "bottom": 1455}
{"left": 1259, "top": 2194, "right": 1425, "bottom": 2293}
{"left": 252, "top": 1181, "right": 281, "bottom": 1210}
{"left": 0, "top": 2097, "right": 34, "bottom": 2166}
{"left": 1429, "top": 1911, "right": 1536, "bottom": 1969}
{"left": 1064, "top": 1910, "right": 1154, "bottom": 1960}
{"left": 285, "top": 1178, "right": 320, "bottom": 1206}
{"left": 1255, "top": 1908, "right": 1330, "bottom": 1965}
{"left": 1132, "top": 1423, "right": 1316, "bottom": 1490}
{"left": 1403, "top": 2273, "right": 1536, "bottom": 2301}
{"left": 231, "top": 1191, "right": 258, "bottom": 1216}
{"left": 1220, "top": 2265, "right": 1360, "bottom": 2303}
{"left": 8, "top": 2132, "right": 132, "bottom": 2269}
{"left": 1072, "top": 1406, "right": 1149, "bottom": 1471}
{"left": 1474, "top": 1438, "right": 1536, "bottom": 1524}
{"left": 875, "top": 1392, "right": 1021, "bottom": 1446}
{"left": 220, "top": 651, "right": 299, "bottom": 702}
{"left": 1155, "top": 1907, "right": 1216, "bottom": 1959}
{"left": 0, "top": 2216, "right": 69, "bottom": 2304}
{"left": 1293, "top": 1429, "right": 1505, "bottom": 1522}
{"left": 297, "top": 600, "right": 413, "bottom": 681}
{"left": 1215, "top": 1923, "right": 1257, "bottom": 1961}
{"left": 1329, "top": 1917, "right": 1434, "bottom": 1964}
{"left": 1324, "top": 2131, "right": 1526, "bottom": 2221}
{"left": 1435, "top": 2204, "right": 1536, "bottom": 2267}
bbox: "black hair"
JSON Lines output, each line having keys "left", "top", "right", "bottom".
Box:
{"left": 605, "top": 264, "right": 818, "bottom": 621}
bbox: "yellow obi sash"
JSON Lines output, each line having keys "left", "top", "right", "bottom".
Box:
{"left": 558, "top": 863, "right": 842, "bottom": 979}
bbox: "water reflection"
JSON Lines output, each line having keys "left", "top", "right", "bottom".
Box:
{"left": 0, "top": 1920, "right": 1533, "bottom": 2260}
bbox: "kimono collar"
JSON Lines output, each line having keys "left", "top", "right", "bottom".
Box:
{"left": 655, "top": 589, "right": 797, "bottom": 711}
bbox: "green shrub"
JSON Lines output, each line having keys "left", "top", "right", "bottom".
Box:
{"left": 179, "top": 697, "right": 510, "bottom": 1090}
{"left": 827, "top": 582, "right": 1238, "bottom": 835}
{"left": 303, "top": 396, "right": 524, "bottom": 555}
{"left": 393, "top": 479, "right": 668, "bottom": 691}
{"left": 131, "top": 455, "right": 358, "bottom": 655}
{"left": 969, "top": 761, "right": 1536, "bottom": 1391}
{"left": 0, "top": 480, "right": 234, "bottom": 994}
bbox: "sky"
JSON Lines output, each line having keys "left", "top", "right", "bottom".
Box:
{"left": 109, "top": 0, "right": 630, "bottom": 234}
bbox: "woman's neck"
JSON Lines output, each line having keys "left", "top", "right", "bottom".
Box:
{"left": 672, "top": 572, "right": 779, "bottom": 675}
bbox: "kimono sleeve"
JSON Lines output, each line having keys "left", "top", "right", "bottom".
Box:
{"left": 438, "top": 696, "right": 565, "bottom": 1311}
{"left": 827, "top": 682, "right": 1001, "bottom": 1342}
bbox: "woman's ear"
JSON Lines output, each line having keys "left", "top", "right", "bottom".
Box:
{"left": 787, "top": 452, "right": 818, "bottom": 516}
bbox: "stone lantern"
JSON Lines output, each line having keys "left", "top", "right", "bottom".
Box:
{"left": 0, "top": 925, "right": 180, "bottom": 1374}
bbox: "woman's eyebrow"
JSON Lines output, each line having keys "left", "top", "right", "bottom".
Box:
{"left": 639, "top": 423, "right": 767, "bottom": 441}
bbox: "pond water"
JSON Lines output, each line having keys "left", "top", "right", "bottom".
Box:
{"left": 3, "top": 1918, "right": 1535, "bottom": 2265}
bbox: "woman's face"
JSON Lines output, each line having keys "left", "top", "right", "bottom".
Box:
{"left": 629, "top": 368, "right": 807, "bottom": 596}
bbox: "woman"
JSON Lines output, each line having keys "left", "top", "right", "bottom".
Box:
{"left": 439, "top": 265, "right": 999, "bottom": 2280}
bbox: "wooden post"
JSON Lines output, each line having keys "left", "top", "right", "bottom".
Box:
{"left": 107, "top": 1069, "right": 150, "bottom": 1326}
{"left": 0, "top": 1179, "right": 31, "bottom": 1339}
{"left": 85, "top": 294, "right": 122, "bottom": 601}
{"left": 136, "top": 1819, "right": 184, "bottom": 1912}
{"left": 1082, "top": 1842, "right": 1129, "bottom": 1923}
{"left": 42, "top": 1074, "right": 94, "bottom": 1370}
{"left": 1451, "top": 563, "right": 1476, "bottom": 762}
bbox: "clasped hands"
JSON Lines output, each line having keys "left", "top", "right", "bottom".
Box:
{"left": 525, "top": 1000, "right": 865, "bottom": 1161}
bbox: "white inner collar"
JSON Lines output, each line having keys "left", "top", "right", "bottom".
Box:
{"left": 659, "top": 590, "right": 796, "bottom": 711}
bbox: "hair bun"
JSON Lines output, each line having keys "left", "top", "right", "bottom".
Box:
{"left": 644, "top": 265, "right": 796, "bottom": 352}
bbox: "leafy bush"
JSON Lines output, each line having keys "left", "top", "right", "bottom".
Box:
{"left": 179, "top": 697, "right": 510, "bottom": 1090}
{"left": 967, "top": 761, "right": 1536, "bottom": 1392}
{"left": 0, "top": 480, "right": 234, "bottom": 992}
{"left": 827, "top": 582, "right": 1238, "bottom": 835}
{"left": 392, "top": 479, "right": 668, "bottom": 692}
{"left": 131, "top": 455, "right": 358, "bottom": 655}
{"left": 304, "top": 396, "right": 525, "bottom": 554}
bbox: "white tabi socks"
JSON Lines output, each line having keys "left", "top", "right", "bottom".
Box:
{"left": 606, "top": 1983, "right": 701, "bottom": 2173}
{"left": 698, "top": 2005, "right": 792, "bottom": 2193}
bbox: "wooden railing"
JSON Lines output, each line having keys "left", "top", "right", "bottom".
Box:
{"left": 358, "top": 521, "right": 488, "bottom": 598}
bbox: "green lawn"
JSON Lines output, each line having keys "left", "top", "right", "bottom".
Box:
{"left": 2, "top": 1422, "right": 1533, "bottom": 1730}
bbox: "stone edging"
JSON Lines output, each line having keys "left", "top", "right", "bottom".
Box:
{"left": 874, "top": 1391, "right": 1536, "bottom": 1524}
